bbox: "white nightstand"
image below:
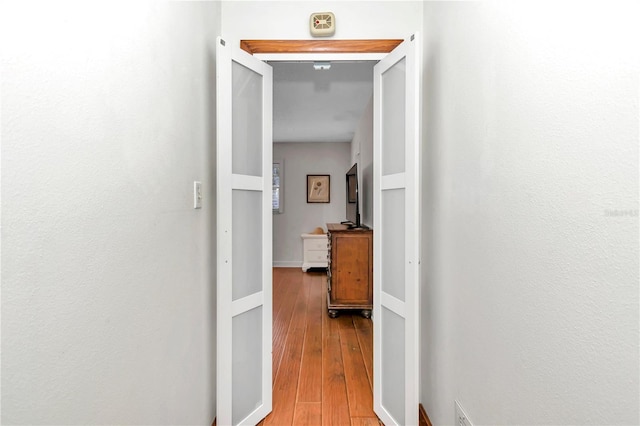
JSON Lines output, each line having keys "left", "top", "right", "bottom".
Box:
{"left": 301, "top": 233, "right": 328, "bottom": 272}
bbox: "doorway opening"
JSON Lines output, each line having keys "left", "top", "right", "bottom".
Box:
{"left": 267, "top": 59, "right": 376, "bottom": 423}
{"left": 216, "top": 37, "right": 421, "bottom": 425}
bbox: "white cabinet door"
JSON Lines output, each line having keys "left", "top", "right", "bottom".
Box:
{"left": 373, "top": 34, "right": 421, "bottom": 426}
{"left": 216, "top": 37, "right": 273, "bottom": 426}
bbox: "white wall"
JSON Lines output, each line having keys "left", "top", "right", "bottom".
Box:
{"left": 350, "top": 97, "right": 374, "bottom": 227}
{"left": 221, "top": 1, "right": 422, "bottom": 45}
{"left": 1, "top": 1, "right": 220, "bottom": 424}
{"left": 421, "top": 1, "right": 639, "bottom": 425}
{"left": 273, "top": 142, "right": 350, "bottom": 266}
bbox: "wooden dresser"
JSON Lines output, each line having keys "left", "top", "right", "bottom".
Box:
{"left": 326, "top": 223, "right": 373, "bottom": 318}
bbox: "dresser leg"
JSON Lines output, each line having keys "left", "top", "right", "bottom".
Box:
{"left": 361, "top": 310, "right": 372, "bottom": 319}
{"left": 328, "top": 309, "right": 339, "bottom": 318}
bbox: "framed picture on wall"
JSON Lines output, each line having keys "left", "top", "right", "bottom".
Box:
{"left": 307, "top": 175, "right": 330, "bottom": 203}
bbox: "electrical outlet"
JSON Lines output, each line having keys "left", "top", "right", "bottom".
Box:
{"left": 455, "top": 400, "right": 474, "bottom": 426}
{"left": 194, "top": 181, "right": 202, "bottom": 209}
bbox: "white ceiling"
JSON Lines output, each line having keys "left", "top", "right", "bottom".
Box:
{"left": 271, "top": 61, "right": 375, "bottom": 143}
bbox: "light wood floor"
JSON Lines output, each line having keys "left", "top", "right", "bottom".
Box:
{"left": 258, "top": 267, "right": 379, "bottom": 426}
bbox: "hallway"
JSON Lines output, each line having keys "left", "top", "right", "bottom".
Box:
{"left": 259, "top": 268, "right": 379, "bottom": 425}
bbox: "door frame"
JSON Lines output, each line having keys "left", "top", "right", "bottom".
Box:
{"left": 216, "top": 39, "right": 274, "bottom": 426}
{"left": 240, "top": 39, "right": 402, "bottom": 55}
{"left": 236, "top": 38, "right": 421, "bottom": 423}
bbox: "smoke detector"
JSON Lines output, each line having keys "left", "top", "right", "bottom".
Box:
{"left": 310, "top": 12, "right": 335, "bottom": 37}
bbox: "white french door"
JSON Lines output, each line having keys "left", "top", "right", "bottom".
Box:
{"left": 373, "top": 34, "right": 421, "bottom": 426}
{"left": 216, "top": 37, "right": 273, "bottom": 426}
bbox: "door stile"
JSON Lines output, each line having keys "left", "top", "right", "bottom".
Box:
{"left": 216, "top": 36, "right": 273, "bottom": 426}
{"left": 373, "top": 33, "right": 421, "bottom": 426}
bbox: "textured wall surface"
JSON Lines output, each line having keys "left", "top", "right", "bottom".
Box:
{"left": 273, "top": 142, "right": 350, "bottom": 266}
{"left": 1, "top": 2, "right": 220, "bottom": 423}
{"left": 421, "top": 1, "right": 639, "bottom": 424}
{"left": 221, "top": 0, "right": 422, "bottom": 45}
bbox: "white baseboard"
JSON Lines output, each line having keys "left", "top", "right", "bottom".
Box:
{"left": 273, "top": 261, "right": 303, "bottom": 268}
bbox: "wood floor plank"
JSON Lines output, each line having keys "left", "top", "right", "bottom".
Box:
{"left": 321, "top": 290, "right": 351, "bottom": 426}
{"left": 293, "top": 402, "right": 322, "bottom": 425}
{"left": 268, "top": 268, "right": 375, "bottom": 426}
{"left": 265, "top": 272, "right": 311, "bottom": 426}
{"left": 353, "top": 315, "right": 374, "bottom": 390}
{"left": 351, "top": 417, "right": 383, "bottom": 426}
{"left": 297, "top": 272, "right": 324, "bottom": 402}
{"left": 271, "top": 268, "right": 288, "bottom": 317}
{"left": 338, "top": 316, "right": 376, "bottom": 418}
{"left": 272, "top": 268, "right": 303, "bottom": 385}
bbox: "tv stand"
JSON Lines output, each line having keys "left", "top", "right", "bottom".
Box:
{"left": 326, "top": 223, "right": 373, "bottom": 318}
{"left": 347, "top": 223, "right": 370, "bottom": 230}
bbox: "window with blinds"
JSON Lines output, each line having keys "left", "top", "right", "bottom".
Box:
{"left": 273, "top": 161, "right": 283, "bottom": 213}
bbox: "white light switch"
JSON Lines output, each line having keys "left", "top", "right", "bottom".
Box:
{"left": 194, "top": 181, "right": 202, "bottom": 209}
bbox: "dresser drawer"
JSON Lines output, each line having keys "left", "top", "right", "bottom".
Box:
{"left": 306, "top": 249, "right": 327, "bottom": 262}
{"left": 305, "top": 238, "right": 327, "bottom": 251}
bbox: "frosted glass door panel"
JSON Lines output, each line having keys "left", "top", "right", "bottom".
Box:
{"left": 381, "top": 58, "right": 406, "bottom": 176}
{"left": 232, "top": 189, "right": 262, "bottom": 301}
{"left": 232, "top": 60, "right": 263, "bottom": 177}
{"left": 217, "top": 36, "right": 272, "bottom": 426}
{"left": 373, "top": 35, "right": 420, "bottom": 426}
{"left": 381, "top": 306, "right": 405, "bottom": 425}
{"left": 381, "top": 189, "right": 405, "bottom": 302}
{"left": 232, "top": 306, "right": 263, "bottom": 424}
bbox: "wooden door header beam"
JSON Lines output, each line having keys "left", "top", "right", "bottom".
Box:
{"left": 240, "top": 39, "right": 403, "bottom": 55}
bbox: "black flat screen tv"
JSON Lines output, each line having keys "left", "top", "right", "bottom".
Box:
{"left": 342, "top": 163, "right": 367, "bottom": 229}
